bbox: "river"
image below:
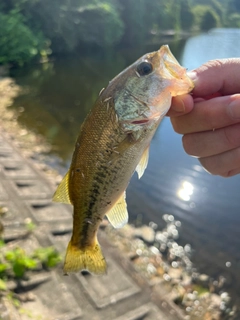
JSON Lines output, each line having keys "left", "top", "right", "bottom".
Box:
{"left": 10, "top": 28, "right": 240, "bottom": 311}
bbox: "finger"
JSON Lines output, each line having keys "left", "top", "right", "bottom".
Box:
{"left": 199, "top": 147, "right": 240, "bottom": 177}
{"left": 167, "top": 94, "right": 194, "bottom": 117}
{"left": 225, "top": 167, "right": 240, "bottom": 177}
{"left": 171, "top": 94, "right": 240, "bottom": 134}
{"left": 189, "top": 58, "right": 240, "bottom": 97}
{"left": 182, "top": 123, "right": 240, "bottom": 157}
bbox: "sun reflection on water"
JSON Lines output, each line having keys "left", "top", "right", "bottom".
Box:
{"left": 177, "top": 181, "right": 194, "bottom": 201}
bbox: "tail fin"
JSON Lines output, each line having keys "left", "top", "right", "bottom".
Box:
{"left": 63, "top": 240, "right": 107, "bottom": 275}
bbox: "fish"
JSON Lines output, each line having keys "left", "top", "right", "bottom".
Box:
{"left": 53, "top": 45, "right": 194, "bottom": 275}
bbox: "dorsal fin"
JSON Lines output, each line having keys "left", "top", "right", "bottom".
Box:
{"left": 53, "top": 170, "right": 72, "bottom": 204}
{"left": 106, "top": 192, "right": 128, "bottom": 228}
{"left": 136, "top": 146, "right": 149, "bottom": 179}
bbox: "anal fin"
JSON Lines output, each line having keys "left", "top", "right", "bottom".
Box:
{"left": 136, "top": 146, "right": 149, "bottom": 179}
{"left": 106, "top": 191, "right": 128, "bottom": 228}
{"left": 53, "top": 170, "right": 72, "bottom": 204}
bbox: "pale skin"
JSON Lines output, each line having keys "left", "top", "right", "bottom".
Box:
{"left": 167, "top": 58, "right": 240, "bottom": 178}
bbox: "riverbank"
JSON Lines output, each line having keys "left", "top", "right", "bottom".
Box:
{"left": 0, "top": 77, "right": 236, "bottom": 320}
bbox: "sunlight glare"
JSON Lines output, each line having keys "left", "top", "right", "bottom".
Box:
{"left": 177, "top": 181, "right": 194, "bottom": 201}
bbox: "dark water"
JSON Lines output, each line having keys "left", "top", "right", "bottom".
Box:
{"left": 10, "top": 29, "right": 240, "bottom": 309}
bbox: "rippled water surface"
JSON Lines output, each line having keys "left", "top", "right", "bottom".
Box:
{"left": 10, "top": 29, "right": 240, "bottom": 308}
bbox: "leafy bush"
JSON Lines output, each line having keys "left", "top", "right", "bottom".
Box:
{"left": 77, "top": 3, "right": 124, "bottom": 47}
{"left": 19, "top": 1, "right": 124, "bottom": 53}
{"left": 180, "top": 0, "right": 194, "bottom": 30}
{"left": 0, "top": 10, "right": 46, "bottom": 66}
{"left": 33, "top": 247, "right": 62, "bottom": 268}
{"left": 200, "top": 8, "right": 220, "bottom": 31}
{"left": 0, "top": 240, "right": 61, "bottom": 280}
{"left": 192, "top": 5, "right": 220, "bottom": 31}
{"left": 4, "top": 247, "right": 37, "bottom": 278}
{"left": 227, "top": 13, "right": 240, "bottom": 27}
{"left": 0, "top": 0, "right": 238, "bottom": 65}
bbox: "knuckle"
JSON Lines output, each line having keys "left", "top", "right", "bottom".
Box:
{"left": 170, "top": 118, "right": 183, "bottom": 134}
{"left": 182, "top": 135, "right": 194, "bottom": 155}
{"left": 223, "top": 127, "right": 234, "bottom": 148}
{"left": 201, "top": 59, "right": 224, "bottom": 72}
{"left": 220, "top": 171, "right": 233, "bottom": 178}
{"left": 199, "top": 147, "right": 240, "bottom": 177}
{"left": 199, "top": 157, "right": 217, "bottom": 176}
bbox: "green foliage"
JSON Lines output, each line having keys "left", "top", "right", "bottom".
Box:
{"left": 5, "top": 247, "right": 37, "bottom": 278}
{"left": 76, "top": 3, "right": 124, "bottom": 47}
{"left": 0, "top": 0, "right": 238, "bottom": 65}
{"left": 192, "top": 0, "right": 224, "bottom": 23}
{"left": 159, "top": 1, "right": 180, "bottom": 30}
{"left": 228, "top": 0, "right": 240, "bottom": 13}
{"left": 227, "top": 13, "right": 240, "bottom": 27}
{"left": 16, "top": 0, "right": 124, "bottom": 53}
{"left": 0, "top": 10, "right": 47, "bottom": 66}
{"left": 179, "top": 0, "right": 194, "bottom": 30}
{"left": 192, "top": 5, "right": 220, "bottom": 31}
{"left": 24, "top": 220, "right": 36, "bottom": 232}
{"left": 0, "top": 278, "right": 7, "bottom": 290}
{"left": 117, "top": 0, "right": 146, "bottom": 45}
{"left": 33, "top": 247, "right": 62, "bottom": 268}
{"left": 0, "top": 241, "right": 61, "bottom": 281}
{"left": 118, "top": 0, "right": 170, "bottom": 45}
{"left": 200, "top": 8, "right": 220, "bottom": 31}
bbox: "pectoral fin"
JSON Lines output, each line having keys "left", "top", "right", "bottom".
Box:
{"left": 136, "top": 146, "right": 149, "bottom": 179}
{"left": 53, "top": 170, "right": 72, "bottom": 204}
{"left": 106, "top": 192, "right": 128, "bottom": 228}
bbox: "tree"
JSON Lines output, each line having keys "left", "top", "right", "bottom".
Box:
{"left": 18, "top": 0, "right": 124, "bottom": 53}
{"left": 228, "top": 0, "right": 240, "bottom": 13}
{"left": 192, "top": 0, "right": 224, "bottom": 24}
{"left": 227, "top": 13, "right": 240, "bottom": 27}
{"left": 180, "top": 0, "right": 194, "bottom": 31}
{"left": 0, "top": 10, "right": 46, "bottom": 66}
{"left": 192, "top": 5, "right": 220, "bottom": 31}
{"left": 200, "top": 8, "right": 219, "bottom": 31}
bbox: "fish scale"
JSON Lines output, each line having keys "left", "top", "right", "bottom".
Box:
{"left": 53, "top": 45, "right": 194, "bottom": 275}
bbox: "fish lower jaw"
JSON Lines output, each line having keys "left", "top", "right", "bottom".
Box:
{"left": 131, "top": 118, "right": 149, "bottom": 125}
{"left": 129, "top": 111, "right": 164, "bottom": 125}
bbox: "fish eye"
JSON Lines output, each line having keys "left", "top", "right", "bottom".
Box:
{"left": 136, "top": 61, "right": 153, "bottom": 76}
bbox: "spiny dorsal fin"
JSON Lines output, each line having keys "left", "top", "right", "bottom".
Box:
{"left": 136, "top": 146, "right": 149, "bottom": 179}
{"left": 53, "top": 170, "right": 72, "bottom": 204}
{"left": 106, "top": 191, "right": 128, "bottom": 228}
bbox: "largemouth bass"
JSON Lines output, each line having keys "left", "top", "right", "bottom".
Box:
{"left": 53, "top": 45, "right": 194, "bottom": 275}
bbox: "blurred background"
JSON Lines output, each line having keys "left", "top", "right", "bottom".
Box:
{"left": 1, "top": 0, "right": 240, "bottom": 318}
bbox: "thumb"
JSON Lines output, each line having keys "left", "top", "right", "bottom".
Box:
{"left": 167, "top": 94, "right": 194, "bottom": 117}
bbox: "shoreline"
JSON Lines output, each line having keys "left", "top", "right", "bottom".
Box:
{"left": 0, "top": 77, "right": 236, "bottom": 320}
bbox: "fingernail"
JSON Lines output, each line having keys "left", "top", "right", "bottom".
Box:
{"left": 228, "top": 96, "right": 240, "bottom": 119}
{"left": 187, "top": 71, "right": 198, "bottom": 83}
{"left": 172, "top": 96, "right": 185, "bottom": 113}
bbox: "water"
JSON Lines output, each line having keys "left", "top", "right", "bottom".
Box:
{"left": 10, "top": 29, "right": 240, "bottom": 309}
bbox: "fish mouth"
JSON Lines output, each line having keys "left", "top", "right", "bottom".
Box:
{"left": 158, "top": 45, "right": 194, "bottom": 94}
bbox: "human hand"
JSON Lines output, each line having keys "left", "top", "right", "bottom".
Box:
{"left": 168, "top": 58, "right": 240, "bottom": 177}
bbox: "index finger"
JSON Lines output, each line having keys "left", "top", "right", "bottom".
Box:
{"left": 190, "top": 58, "right": 240, "bottom": 97}
{"left": 171, "top": 94, "right": 240, "bottom": 134}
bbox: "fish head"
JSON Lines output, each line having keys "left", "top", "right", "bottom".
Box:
{"left": 109, "top": 45, "right": 194, "bottom": 133}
